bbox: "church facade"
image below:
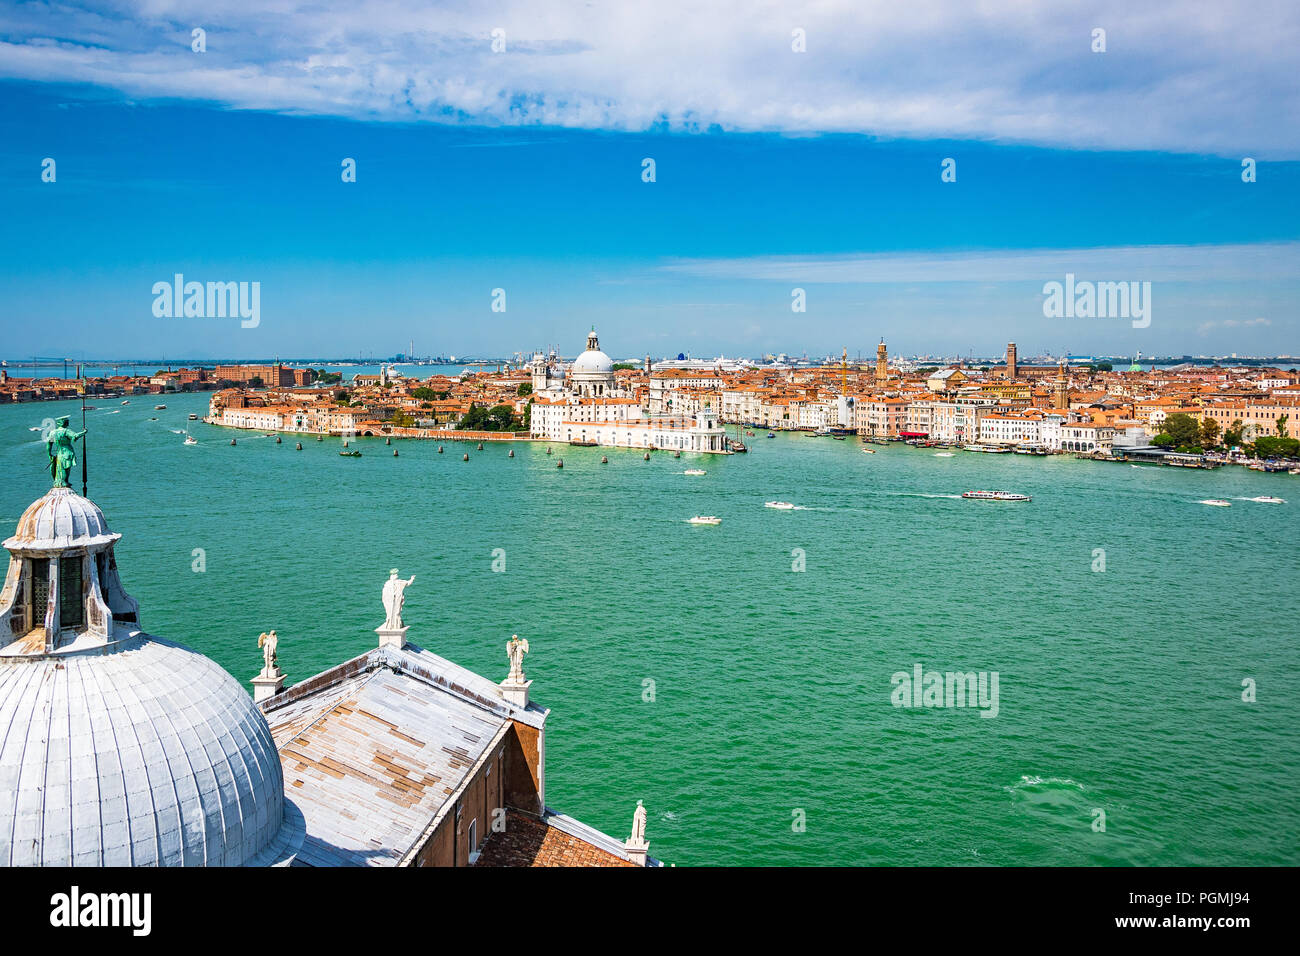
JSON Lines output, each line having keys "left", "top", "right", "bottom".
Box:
{"left": 529, "top": 328, "right": 729, "bottom": 453}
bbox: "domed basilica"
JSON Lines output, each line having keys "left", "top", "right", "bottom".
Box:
{"left": 0, "top": 423, "right": 655, "bottom": 868}
{"left": 0, "top": 484, "right": 300, "bottom": 866}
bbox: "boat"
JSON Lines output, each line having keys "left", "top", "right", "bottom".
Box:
{"left": 1290, "top": 468, "right": 1300, "bottom": 476}
{"left": 684, "top": 468, "right": 706, "bottom": 476}
{"left": 569, "top": 439, "right": 598, "bottom": 447}
{"left": 764, "top": 501, "right": 795, "bottom": 510}
{"left": 862, "top": 448, "right": 876, "bottom": 454}
{"left": 688, "top": 516, "right": 722, "bottom": 525}
{"left": 600, "top": 456, "right": 608, "bottom": 464}
{"left": 120, "top": 400, "right": 129, "bottom": 405}
{"left": 832, "top": 435, "right": 847, "bottom": 440}
{"left": 1200, "top": 499, "right": 1230, "bottom": 507}
{"left": 339, "top": 451, "right": 362, "bottom": 457}
{"left": 962, "top": 491, "right": 1032, "bottom": 502}
{"left": 767, "top": 432, "right": 775, "bottom": 438}
{"left": 188, "top": 413, "right": 198, "bottom": 421}
{"left": 934, "top": 452, "right": 954, "bottom": 457}
{"left": 183, "top": 436, "right": 197, "bottom": 446}
{"left": 963, "top": 443, "right": 1011, "bottom": 454}
{"left": 1247, "top": 496, "right": 1285, "bottom": 504}
{"left": 811, "top": 429, "right": 831, "bottom": 438}
{"left": 154, "top": 404, "right": 166, "bottom": 410}
{"left": 728, "top": 440, "right": 748, "bottom": 453}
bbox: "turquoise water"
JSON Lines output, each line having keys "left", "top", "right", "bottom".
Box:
{"left": 3, "top": 393, "right": 1298, "bottom": 866}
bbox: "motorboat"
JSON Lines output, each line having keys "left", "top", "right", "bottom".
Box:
{"left": 962, "top": 491, "right": 1031, "bottom": 502}
{"left": 183, "top": 435, "right": 197, "bottom": 446}
{"left": 1199, "top": 499, "right": 1231, "bottom": 507}
{"left": 1247, "top": 496, "right": 1285, "bottom": 504}
{"left": 862, "top": 448, "right": 876, "bottom": 454}
{"left": 764, "top": 501, "right": 795, "bottom": 510}
{"left": 154, "top": 404, "right": 167, "bottom": 410}
{"left": 684, "top": 468, "right": 706, "bottom": 476}
{"left": 688, "top": 516, "right": 722, "bottom": 525}
{"left": 188, "top": 413, "right": 198, "bottom": 421}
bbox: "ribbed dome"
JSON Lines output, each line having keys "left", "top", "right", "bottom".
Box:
{"left": 0, "top": 634, "right": 286, "bottom": 866}
{"left": 3, "top": 487, "right": 118, "bottom": 551}
{"left": 571, "top": 349, "right": 614, "bottom": 374}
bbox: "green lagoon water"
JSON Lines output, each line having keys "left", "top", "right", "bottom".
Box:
{"left": 3, "top": 393, "right": 1298, "bottom": 866}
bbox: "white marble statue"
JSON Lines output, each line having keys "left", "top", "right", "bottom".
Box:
{"left": 381, "top": 569, "right": 415, "bottom": 630}
{"left": 629, "top": 800, "right": 647, "bottom": 846}
{"left": 257, "top": 629, "right": 278, "bottom": 676}
{"left": 506, "top": 634, "right": 529, "bottom": 683}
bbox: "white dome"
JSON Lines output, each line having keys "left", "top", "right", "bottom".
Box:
{"left": 571, "top": 349, "right": 614, "bottom": 375}
{"left": 0, "top": 634, "right": 287, "bottom": 866}
{"left": 3, "top": 487, "right": 119, "bottom": 551}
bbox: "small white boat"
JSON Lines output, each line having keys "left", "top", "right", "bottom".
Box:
{"left": 183, "top": 436, "right": 198, "bottom": 446}
{"left": 934, "top": 452, "right": 954, "bottom": 458}
{"left": 120, "top": 400, "right": 129, "bottom": 405}
{"left": 765, "top": 501, "right": 795, "bottom": 510}
{"left": 688, "top": 516, "right": 722, "bottom": 525}
{"left": 1247, "top": 496, "right": 1285, "bottom": 504}
{"left": 188, "top": 413, "right": 198, "bottom": 421}
{"left": 861, "top": 448, "right": 876, "bottom": 454}
{"left": 1199, "top": 499, "right": 1231, "bottom": 507}
{"left": 154, "top": 404, "right": 166, "bottom": 410}
{"left": 684, "top": 469, "right": 706, "bottom": 476}
{"left": 962, "top": 491, "right": 1032, "bottom": 502}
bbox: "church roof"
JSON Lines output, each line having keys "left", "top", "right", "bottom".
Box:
{"left": 260, "top": 641, "right": 546, "bottom": 867}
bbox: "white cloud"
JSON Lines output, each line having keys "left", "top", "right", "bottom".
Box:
{"left": 659, "top": 242, "right": 1300, "bottom": 284}
{"left": 1, "top": 1, "right": 1297, "bottom": 154}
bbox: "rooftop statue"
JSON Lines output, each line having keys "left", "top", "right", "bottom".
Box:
{"left": 382, "top": 569, "right": 415, "bottom": 630}
{"left": 629, "top": 800, "right": 647, "bottom": 846}
{"left": 257, "top": 629, "right": 279, "bottom": 677}
{"left": 506, "top": 634, "right": 529, "bottom": 683}
{"left": 46, "top": 416, "right": 86, "bottom": 489}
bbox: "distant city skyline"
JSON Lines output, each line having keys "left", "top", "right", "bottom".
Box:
{"left": 1, "top": 2, "right": 1297, "bottom": 359}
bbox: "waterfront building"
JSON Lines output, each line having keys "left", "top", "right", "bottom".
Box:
{"left": 978, "top": 413, "right": 1043, "bottom": 446}
{"left": 529, "top": 329, "right": 729, "bottom": 452}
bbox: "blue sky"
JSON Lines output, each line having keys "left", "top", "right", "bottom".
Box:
{"left": 1, "top": 1, "right": 1297, "bottom": 360}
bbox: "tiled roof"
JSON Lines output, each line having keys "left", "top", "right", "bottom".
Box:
{"left": 473, "top": 808, "right": 635, "bottom": 867}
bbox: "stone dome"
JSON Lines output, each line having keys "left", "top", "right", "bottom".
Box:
{"left": 0, "top": 633, "right": 288, "bottom": 866}
{"left": 571, "top": 328, "right": 614, "bottom": 375}
{"left": 571, "top": 349, "right": 614, "bottom": 374}
{"left": 3, "top": 487, "right": 119, "bottom": 551}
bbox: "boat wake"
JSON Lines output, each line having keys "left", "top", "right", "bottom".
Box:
{"left": 1005, "top": 775, "right": 1086, "bottom": 793}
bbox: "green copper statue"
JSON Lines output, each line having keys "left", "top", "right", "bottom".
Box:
{"left": 46, "top": 416, "right": 86, "bottom": 489}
